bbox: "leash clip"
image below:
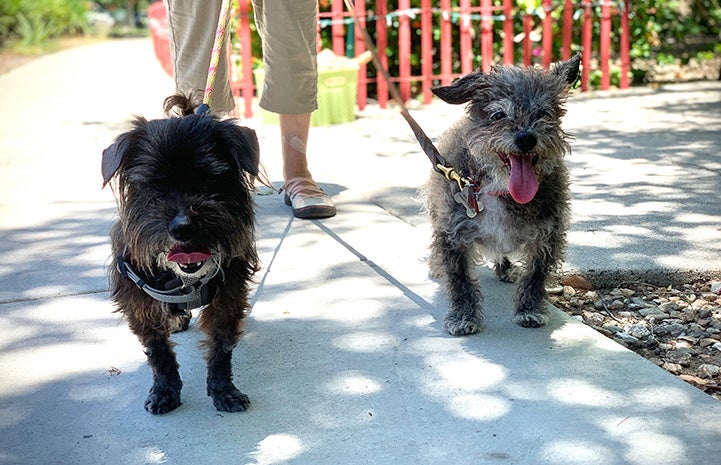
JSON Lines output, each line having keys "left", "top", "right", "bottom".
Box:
{"left": 436, "top": 164, "right": 482, "bottom": 218}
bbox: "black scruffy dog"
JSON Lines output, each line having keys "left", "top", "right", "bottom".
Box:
{"left": 425, "top": 55, "right": 581, "bottom": 336}
{"left": 102, "top": 95, "right": 260, "bottom": 414}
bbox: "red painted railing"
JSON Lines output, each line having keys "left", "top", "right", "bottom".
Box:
{"left": 231, "top": 0, "right": 631, "bottom": 118}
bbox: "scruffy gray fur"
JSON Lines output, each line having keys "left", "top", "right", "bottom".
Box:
{"left": 425, "top": 55, "right": 581, "bottom": 336}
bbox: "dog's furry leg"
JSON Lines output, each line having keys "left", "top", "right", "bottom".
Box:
{"left": 198, "top": 263, "right": 252, "bottom": 412}
{"left": 116, "top": 282, "right": 184, "bottom": 414}
{"left": 431, "top": 234, "right": 484, "bottom": 336}
{"left": 512, "top": 257, "right": 550, "bottom": 327}
{"left": 203, "top": 332, "right": 249, "bottom": 412}
{"left": 143, "top": 337, "right": 183, "bottom": 414}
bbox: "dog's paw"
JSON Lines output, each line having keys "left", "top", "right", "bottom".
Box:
{"left": 144, "top": 386, "right": 182, "bottom": 414}
{"left": 444, "top": 313, "right": 484, "bottom": 336}
{"left": 513, "top": 310, "right": 549, "bottom": 328}
{"left": 208, "top": 384, "right": 250, "bottom": 412}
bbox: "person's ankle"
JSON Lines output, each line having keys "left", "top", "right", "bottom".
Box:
{"left": 283, "top": 169, "right": 312, "bottom": 182}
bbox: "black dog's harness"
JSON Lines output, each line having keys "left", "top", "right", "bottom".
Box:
{"left": 116, "top": 255, "right": 220, "bottom": 310}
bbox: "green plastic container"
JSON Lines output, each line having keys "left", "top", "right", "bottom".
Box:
{"left": 254, "top": 66, "right": 358, "bottom": 126}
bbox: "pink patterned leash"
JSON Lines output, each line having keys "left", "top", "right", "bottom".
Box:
{"left": 196, "top": 0, "right": 232, "bottom": 115}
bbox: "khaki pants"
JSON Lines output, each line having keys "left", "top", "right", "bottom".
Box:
{"left": 166, "top": 0, "right": 318, "bottom": 115}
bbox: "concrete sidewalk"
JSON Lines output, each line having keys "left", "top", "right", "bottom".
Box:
{"left": 1, "top": 38, "right": 720, "bottom": 465}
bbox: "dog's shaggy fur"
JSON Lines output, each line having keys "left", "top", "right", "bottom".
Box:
{"left": 425, "top": 55, "right": 581, "bottom": 336}
{"left": 102, "top": 95, "right": 260, "bottom": 413}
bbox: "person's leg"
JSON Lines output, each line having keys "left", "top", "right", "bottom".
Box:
{"left": 279, "top": 113, "right": 311, "bottom": 181}
{"left": 166, "top": 0, "right": 234, "bottom": 114}
{"left": 252, "top": 0, "right": 335, "bottom": 218}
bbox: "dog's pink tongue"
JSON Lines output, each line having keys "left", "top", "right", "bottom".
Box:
{"left": 167, "top": 250, "right": 211, "bottom": 264}
{"left": 508, "top": 154, "right": 539, "bottom": 204}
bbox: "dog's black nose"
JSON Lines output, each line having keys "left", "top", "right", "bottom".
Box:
{"left": 514, "top": 131, "right": 537, "bottom": 153}
{"left": 169, "top": 214, "right": 192, "bottom": 241}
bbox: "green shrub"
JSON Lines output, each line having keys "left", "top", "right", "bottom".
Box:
{"left": 0, "top": 0, "right": 90, "bottom": 50}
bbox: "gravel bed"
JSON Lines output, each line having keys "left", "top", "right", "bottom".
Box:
{"left": 549, "top": 275, "right": 721, "bottom": 402}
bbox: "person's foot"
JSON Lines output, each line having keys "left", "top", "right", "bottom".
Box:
{"left": 282, "top": 176, "right": 336, "bottom": 219}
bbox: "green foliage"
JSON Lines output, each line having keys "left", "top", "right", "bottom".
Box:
{"left": 0, "top": 0, "right": 90, "bottom": 50}
{"left": 629, "top": 0, "right": 720, "bottom": 60}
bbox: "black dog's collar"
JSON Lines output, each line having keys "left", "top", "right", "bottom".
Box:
{"left": 116, "top": 255, "right": 220, "bottom": 310}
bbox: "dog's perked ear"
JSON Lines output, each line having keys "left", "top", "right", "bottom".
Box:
{"left": 431, "top": 71, "right": 487, "bottom": 105}
{"left": 552, "top": 53, "right": 582, "bottom": 87}
{"left": 220, "top": 124, "right": 260, "bottom": 177}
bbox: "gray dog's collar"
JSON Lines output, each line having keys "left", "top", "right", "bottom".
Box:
{"left": 116, "top": 255, "right": 220, "bottom": 310}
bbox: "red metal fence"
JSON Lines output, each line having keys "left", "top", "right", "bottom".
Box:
{"left": 231, "top": 0, "right": 631, "bottom": 118}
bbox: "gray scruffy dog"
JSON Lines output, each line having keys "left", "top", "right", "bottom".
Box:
{"left": 102, "top": 94, "right": 260, "bottom": 414}
{"left": 425, "top": 55, "right": 581, "bottom": 336}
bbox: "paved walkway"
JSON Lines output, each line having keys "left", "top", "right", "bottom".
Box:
{"left": 0, "top": 38, "right": 720, "bottom": 465}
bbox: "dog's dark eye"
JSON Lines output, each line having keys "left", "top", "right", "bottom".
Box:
{"left": 489, "top": 111, "right": 506, "bottom": 122}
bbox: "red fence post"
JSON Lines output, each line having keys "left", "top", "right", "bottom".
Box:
{"left": 237, "top": 0, "right": 254, "bottom": 119}
{"left": 562, "top": 0, "right": 573, "bottom": 60}
{"left": 600, "top": 0, "right": 611, "bottom": 89}
{"left": 503, "top": 0, "right": 514, "bottom": 65}
{"left": 331, "top": 0, "right": 345, "bottom": 56}
{"left": 523, "top": 14, "right": 532, "bottom": 67}
{"left": 440, "top": 0, "right": 452, "bottom": 84}
{"left": 542, "top": 0, "right": 553, "bottom": 68}
{"left": 353, "top": 0, "right": 367, "bottom": 110}
{"left": 480, "top": 0, "right": 493, "bottom": 73}
{"left": 376, "top": 0, "right": 389, "bottom": 108}
{"left": 398, "top": 0, "right": 411, "bottom": 101}
{"left": 581, "top": 0, "right": 592, "bottom": 91}
{"left": 620, "top": 0, "right": 631, "bottom": 88}
{"left": 460, "top": 0, "right": 472, "bottom": 74}
{"left": 421, "top": 0, "right": 433, "bottom": 103}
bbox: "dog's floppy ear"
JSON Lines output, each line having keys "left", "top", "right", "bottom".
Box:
{"left": 431, "top": 71, "right": 487, "bottom": 105}
{"left": 102, "top": 118, "right": 147, "bottom": 188}
{"left": 552, "top": 53, "right": 581, "bottom": 87}
{"left": 224, "top": 124, "right": 260, "bottom": 177}
{"left": 102, "top": 133, "right": 131, "bottom": 188}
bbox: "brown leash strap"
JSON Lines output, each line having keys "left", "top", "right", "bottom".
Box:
{"left": 341, "top": 0, "right": 447, "bottom": 173}
{"left": 341, "top": 0, "right": 482, "bottom": 217}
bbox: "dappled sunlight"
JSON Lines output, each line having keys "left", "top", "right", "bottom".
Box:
{"left": 125, "top": 446, "right": 169, "bottom": 465}
{"left": 331, "top": 331, "right": 400, "bottom": 353}
{"left": 622, "top": 432, "right": 686, "bottom": 465}
{"left": 4, "top": 31, "right": 720, "bottom": 465}
{"left": 630, "top": 385, "right": 692, "bottom": 409}
{"left": 0, "top": 405, "right": 29, "bottom": 429}
{"left": 0, "top": 204, "right": 115, "bottom": 302}
{"left": 540, "top": 440, "right": 612, "bottom": 465}
{"left": 568, "top": 229, "right": 635, "bottom": 249}
{"left": 252, "top": 288, "right": 387, "bottom": 323}
{"left": 325, "top": 370, "right": 383, "bottom": 396}
{"left": 547, "top": 378, "right": 626, "bottom": 408}
{"left": 430, "top": 355, "right": 506, "bottom": 391}
{"left": 0, "top": 296, "right": 142, "bottom": 397}
{"left": 446, "top": 393, "right": 511, "bottom": 421}
{"left": 244, "top": 434, "right": 305, "bottom": 465}
{"left": 589, "top": 415, "right": 689, "bottom": 465}
{"left": 550, "top": 321, "right": 627, "bottom": 352}
{"left": 406, "top": 335, "right": 509, "bottom": 421}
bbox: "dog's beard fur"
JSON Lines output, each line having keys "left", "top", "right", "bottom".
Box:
{"left": 103, "top": 95, "right": 261, "bottom": 414}
{"left": 425, "top": 55, "right": 580, "bottom": 336}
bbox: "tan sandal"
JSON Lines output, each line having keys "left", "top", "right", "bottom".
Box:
{"left": 282, "top": 176, "right": 336, "bottom": 219}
